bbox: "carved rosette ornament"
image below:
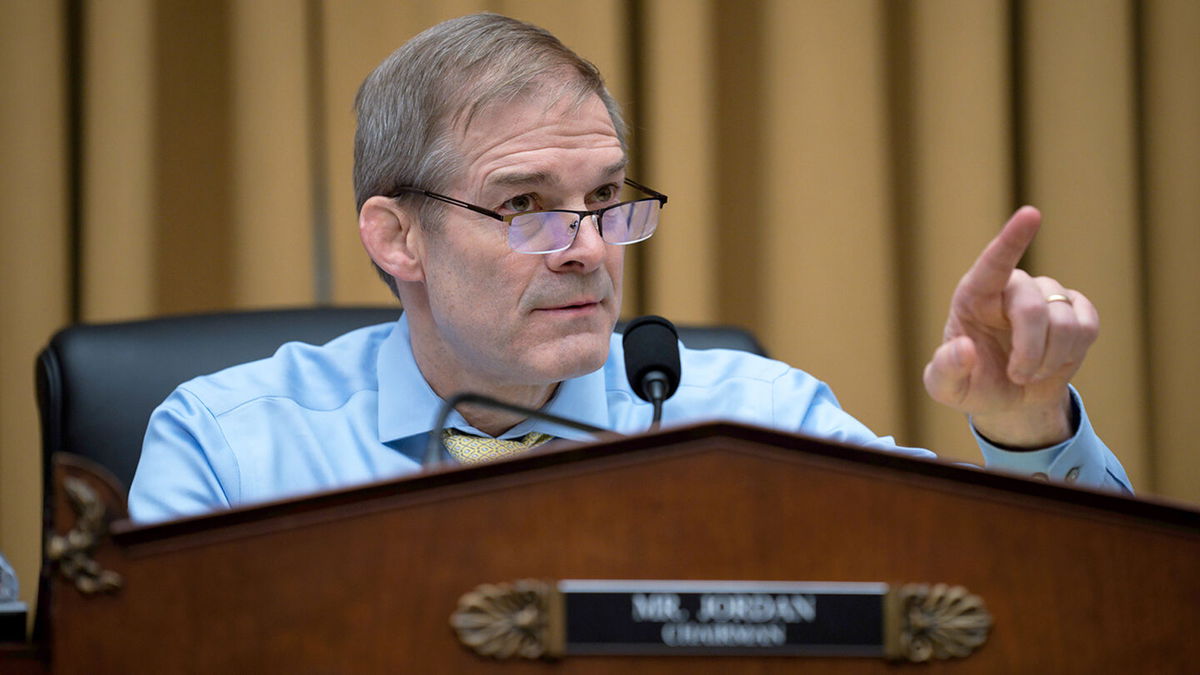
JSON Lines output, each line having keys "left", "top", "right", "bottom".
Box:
{"left": 46, "top": 476, "right": 123, "bottom": 595}
{"left": 451, "top": 579, "right": 564, "bottom": 659}
{"left": 885, "top": 583, "right": 992, "bottom": 662}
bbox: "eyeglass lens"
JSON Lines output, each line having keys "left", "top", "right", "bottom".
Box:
{"left": 508, "top": 199, "right": 661, "bottom": 254}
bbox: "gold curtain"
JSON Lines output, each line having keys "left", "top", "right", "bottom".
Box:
{"left": 2, "top": 0, "right": 1197, "bottom": 617}
{"left": 1, "top": 0, "right": 70, "bottom": 624}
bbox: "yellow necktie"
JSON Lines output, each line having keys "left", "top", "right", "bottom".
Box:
{"left": 442, "top": 430, "right": 554, "bottom": 464}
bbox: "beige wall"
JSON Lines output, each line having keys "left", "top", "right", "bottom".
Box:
{"left": 3, "top": 0, "right": 1197, "bottom": 623}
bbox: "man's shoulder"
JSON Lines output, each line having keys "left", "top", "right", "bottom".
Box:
{"left": 677, "top": 344, "right": 793, "bottom": 385}
{"left": 175, "top": 322, "right": 395, "bottom": 416}
{"left": 599, "top": 336, "right": 829, "bottom": 430}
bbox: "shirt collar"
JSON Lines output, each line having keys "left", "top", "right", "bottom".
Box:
{"left": 376, "top": 314, "right": 612, "bottom": 443}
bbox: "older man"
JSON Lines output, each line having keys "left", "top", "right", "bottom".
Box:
{"left": 129, "top": 14, "right": 1128, "bottom": 524}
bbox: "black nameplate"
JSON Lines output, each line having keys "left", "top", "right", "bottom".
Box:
{"left": 559, "top": 580, "right": 886, "bottom": 656}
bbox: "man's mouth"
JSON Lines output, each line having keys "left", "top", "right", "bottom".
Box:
{"left": 537, "top": 297, "right": 603, "bottom": 313}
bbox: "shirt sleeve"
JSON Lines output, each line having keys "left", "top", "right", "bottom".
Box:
{"left": 778, "top": 370, "right": 1131, "bottom": 493}
{"left": 127, "top": 387, "right": 242, "bottom": 523}
{"left": 973, "top": 386, "right": 1131, "bottom": 492}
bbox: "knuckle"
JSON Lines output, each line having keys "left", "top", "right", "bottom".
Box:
{"left": 1047, "top": 312, "right": 1077, "bottom": 333}
{"left": 1011, "top": 301, "right": 1045, "bottom": 324}
{"left": 1080, "top": 322, "right": 1100, "bottom": 345}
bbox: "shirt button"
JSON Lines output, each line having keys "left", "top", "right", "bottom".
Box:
{"left": 1031, "top": 472, "right": 1049, "bottom": 481}
{"left": 1065, "top": 467, "right": 1080, "bottom": 483}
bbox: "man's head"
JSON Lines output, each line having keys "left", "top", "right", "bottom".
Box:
{"left": 354, "top": 13, "right": 627, "bottom": 296}
{"left": 355, "top": 14, "right": 637, "bottom": 418}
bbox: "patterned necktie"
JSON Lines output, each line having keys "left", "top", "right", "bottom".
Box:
{"left": 442, "top": 429, "right": 554, "bottom": 464}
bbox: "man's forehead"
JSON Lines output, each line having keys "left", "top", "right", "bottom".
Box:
{"left": 454, "top": 69, "right": 594, "bottom": 134}
{"left": 452, "top": 93, "right": 625, "bottom": 193}
{"left": 457, "top": 90, "right": 614, "bottom": 142}
{"left": 486, "top": 159, "right": 628, "bottom": 189}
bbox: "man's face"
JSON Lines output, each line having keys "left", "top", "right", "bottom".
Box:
{"left": 404, "top": 92, "right": 626, "bottom": 397}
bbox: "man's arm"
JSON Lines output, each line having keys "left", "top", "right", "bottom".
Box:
{"left": 972, "top": 386, "right": 1131, "bottom": 491}
{"left": 128, "top": 388, "right": 238, "bottom": 523}
{"left": 783, "top": 373, "right": 1130, "bottom": 492}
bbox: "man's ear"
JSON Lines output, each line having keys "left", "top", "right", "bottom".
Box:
{"left": 359, "top": 195, "right": 424, "bottom": 282}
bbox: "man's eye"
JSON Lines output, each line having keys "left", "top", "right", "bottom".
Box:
{"left": 591, "top": 184, "right": 619, "bottom": 204}
{"left": 502, "top": 194, "right": 538, "bottom": 213}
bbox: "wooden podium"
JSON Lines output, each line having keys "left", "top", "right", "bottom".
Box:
{"left": 44, "top": 422, "right": 1200, "bottom": 673}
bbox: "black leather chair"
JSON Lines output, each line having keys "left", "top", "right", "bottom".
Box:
{"left": 35, "top": 307, "right": 767, "bottom": 494}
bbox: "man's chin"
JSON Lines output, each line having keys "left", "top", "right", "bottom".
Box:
{"left": 521, "top": 331, "right": 612, "bottom": 383}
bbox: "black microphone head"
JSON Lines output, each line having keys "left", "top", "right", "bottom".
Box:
{"left": 622, "top": 315, "right": 682, "bottom": 403}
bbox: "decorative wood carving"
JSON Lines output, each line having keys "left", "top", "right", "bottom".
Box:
{"left": 885, "top": 583, "right": 992, "bottom": 662}
{"left": 46, "top": 476, "right": 122, "bottom": 596}
{"left": 451, "top": 579, "right": 563, "bottom": 660}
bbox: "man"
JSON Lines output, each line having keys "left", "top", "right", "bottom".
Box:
{"left": 129, "top": 14, "right": 1129, "bottom": 524}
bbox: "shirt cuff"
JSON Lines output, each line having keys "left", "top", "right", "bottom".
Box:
{"left": 971, "top": 386, "right": 1104, "bottom": 486}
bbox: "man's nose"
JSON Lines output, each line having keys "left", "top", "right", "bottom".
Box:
{"left": 547, "top": 213, "right": 606, "bottom": 272}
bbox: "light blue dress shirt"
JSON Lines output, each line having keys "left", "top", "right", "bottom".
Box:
{"left": 128, "top": 315, "right": 1131, "bottom": 523}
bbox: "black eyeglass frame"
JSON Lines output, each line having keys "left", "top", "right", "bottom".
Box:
{"left": 388, "top": 177, "right": 668, "bottom": 244}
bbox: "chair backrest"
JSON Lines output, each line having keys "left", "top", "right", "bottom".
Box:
{"left": 35, "top": 307, "right": 767, "bottom": 493}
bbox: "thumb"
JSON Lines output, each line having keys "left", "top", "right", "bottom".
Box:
{"left": 923, "top": 335, "right": 976, "bottom": 407}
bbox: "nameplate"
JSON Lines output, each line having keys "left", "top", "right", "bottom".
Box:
{"left": 450, "top": 578, "right": 992, "bottom": 662}
{"left": 561, "top": 580, "right": 883, "bottom": 656}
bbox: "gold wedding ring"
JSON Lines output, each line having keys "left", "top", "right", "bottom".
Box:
{"left": 1045, "top": 293, "right": 1072, "bottom": 305}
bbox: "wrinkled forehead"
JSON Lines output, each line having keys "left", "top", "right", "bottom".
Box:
{"left": 443, "top": 80, "right": 622, "bottom": 189}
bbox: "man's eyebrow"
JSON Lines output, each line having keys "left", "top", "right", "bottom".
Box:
{"left": 600, "top": 159, "right": 629, "bottom": 177}
{"left": 488, "top": 170, "right": 553, "bottom": 188}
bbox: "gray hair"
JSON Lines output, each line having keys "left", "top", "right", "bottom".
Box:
{"left": 353, "top": 13, "right": 628, "bottom": 296}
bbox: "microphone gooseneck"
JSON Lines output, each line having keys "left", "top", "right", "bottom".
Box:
{"left": 622, "top": 315, "right": 682, "bottom": 429}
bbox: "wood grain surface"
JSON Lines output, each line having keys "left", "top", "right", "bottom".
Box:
{"left": 48, "top": 423, "right": 1200, "bottom": 673}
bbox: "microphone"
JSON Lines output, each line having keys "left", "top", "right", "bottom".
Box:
{"left": 622, "top": 315, "right": 682, "bottom": 429}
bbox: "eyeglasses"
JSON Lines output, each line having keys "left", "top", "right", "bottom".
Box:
{"left": 389, "top": 178, "right": 668, "bottom": 254}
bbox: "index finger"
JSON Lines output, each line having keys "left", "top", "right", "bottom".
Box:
{"left": 958, "top": 205, "right": 1042, "bottom": 298}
